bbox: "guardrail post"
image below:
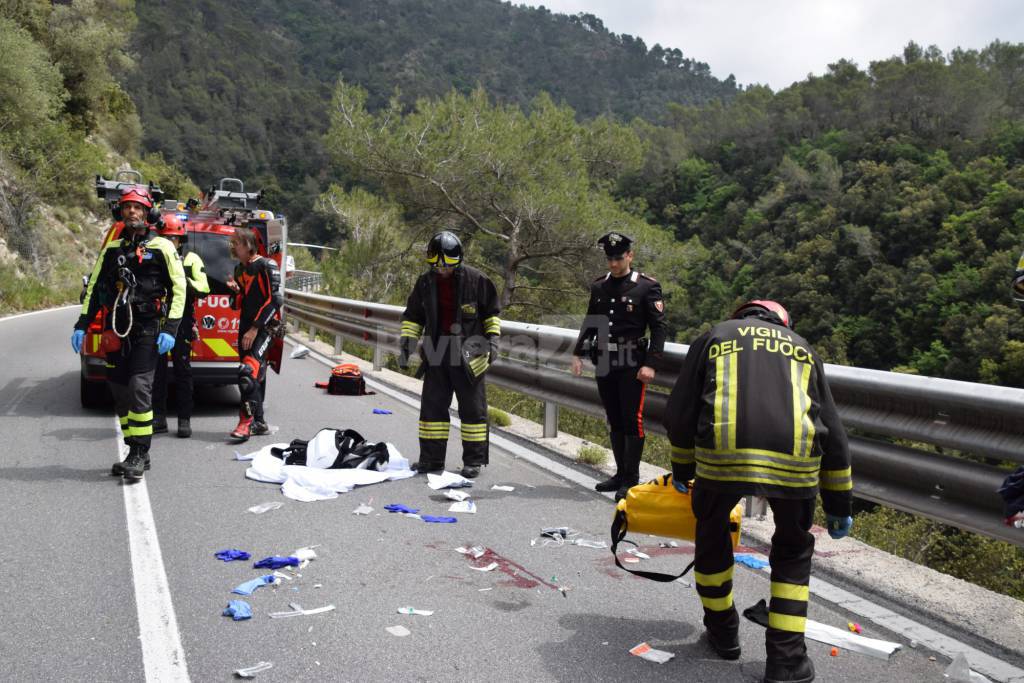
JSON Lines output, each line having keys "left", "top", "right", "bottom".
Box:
{"left": 334, "top": 334, "right": 342, "bottom": 356}
{"left": 543, "top": 401, "right": 559, "bottom": 438}
{"left": 744, "top": 495, "right": 768, "bottom": 519}
{"left": 309, "top": 323, "right": 317, "bottom": 340}
{"left": 372, "top": 335, "right": 384, "bottom": 371}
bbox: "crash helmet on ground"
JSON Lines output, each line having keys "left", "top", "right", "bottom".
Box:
{"left": 426, "top": 231, "right": 463, "bottom": 268}
{"left": 731, "top": 300, "right": 793, "bottom": 329}
{"left": 157, "top": 213, "right": 186, "bottom": 238}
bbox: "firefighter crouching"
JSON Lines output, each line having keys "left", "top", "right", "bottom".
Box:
{"left": 663, "top": 300, "right": 853, "bottom": 683}
{"left": 572, "top": 232, "right": 667, "bottom": 500}
{"left": 226, "top": 227, "right": 282, "bottom": 442}
{"left": 398, "top": 231, "right": 501, "bottom": 479}
{"left": 72, "top": 186, "right": 186, "bottom": 479}
{"left": 152, "top": 214, "right": 209, "bottom": 438}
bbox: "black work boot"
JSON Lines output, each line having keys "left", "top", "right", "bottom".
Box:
{"left": 250, "top": 419, "right": 270, "bottom": 436}
{"left": 705, "top": 629, "right": 741, "bottom": 661}
{"left": 153, "top": 414, "right": 169, "bottom": 434}
{"left": 763, "top": 657, "right": 815, "bottom": 683}
{"left": 614, "top": 435, "right": 645, "bottom": 501}
{"left": 460, "top": 464, "right": 482, "bottom": 479}
{"left": 176, "top": 417, "right": 191, "bottom": 438}
{"left": 121, "top": 445, "right": 147, "bottom": 480}
{"left": 112, "top": 442, "right": 151, "bottom": 475}
{"left": 412, "top": 460, "right": 445, "bottom": 474}
{"left": 595, "top": 431, "right": 625, "bottom": 492}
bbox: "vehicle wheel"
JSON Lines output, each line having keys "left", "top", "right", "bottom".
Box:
{"left": 81, "top": 375, "right": 110, "bottom": 409}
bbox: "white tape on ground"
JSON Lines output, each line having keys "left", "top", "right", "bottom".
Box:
{"left": 0, "top": 303, "right": 77, "bottom": 323}
{"left": 297, "top": 338, "right": 1024, "bottom": 683}
{"left": 114, "top": 417, "right": 190, "bottom": 682}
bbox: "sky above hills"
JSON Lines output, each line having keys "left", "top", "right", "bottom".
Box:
{"left": 523, "top": 0, "right": 1024, "bottom": 89}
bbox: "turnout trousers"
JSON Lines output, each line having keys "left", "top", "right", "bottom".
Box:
{"left": 153, "top": 322, "right": 194, "bottom": 420}
{"left": 418, "top": 351, "right": 488, "bottom": 469}
{"left": 595, "top": 365, "right": 646, "bottom": 437}
{"left": 692, "top": 482, "right": 816, "bottom": 666}
{"left": 106, "top": 317, "right": 160, "bottom": 451}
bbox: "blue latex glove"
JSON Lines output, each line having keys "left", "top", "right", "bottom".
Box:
{"left": 223, "top": 600, "right": 252, "bottom": 621}
{"left": 373, "top": 408, "right": 393, "bottom": 415}
{"left": 672, "top": 477, "right": 689, "bottom": 494}
{"left": 71, "top": 329, "right": 85, "bottom": 354}
{"left": 421, "top": 515, "right": 457, "bottom": 523}
{"left": 253, "top": 556, "right": 299, "bottom": 569}
{"left": 384, "top": 504, "right": 420, "bottom": 514}
{"left": 231, "top": 575, "right": 275, "bottom": 596}
{"left": 826, "top": 514, "right": 853, "bottom": 540}
{"left": 156, "top": 332, "right": 175, "bottom": 354}
{"left": 214, "top": 549, "right": 251, "bottom": 562}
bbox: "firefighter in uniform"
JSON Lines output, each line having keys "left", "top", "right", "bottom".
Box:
{"left": 572, "top": 232, "right": 667, "bottom": 500}
{"left": 152, "top": 214, "right": 209, "bottom": 438}
{"left": 664, "top": 300, "right": 853, "bottom": 683}
{"left": 72, "top": 186, "right": 187, "bottom": 479}
{"left": 227, "top": 227, "right": 282, "bottom": 442}
{"left": 398, "top": 231, "right": 501, "bottom": 479}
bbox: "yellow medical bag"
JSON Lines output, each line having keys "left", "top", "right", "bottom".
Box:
{"left": 610, "top": 473, "right": 744, "bottom": 582}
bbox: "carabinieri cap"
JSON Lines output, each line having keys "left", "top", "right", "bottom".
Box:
{"left": 597, "top": 232, "right": 633, "bottom": 257}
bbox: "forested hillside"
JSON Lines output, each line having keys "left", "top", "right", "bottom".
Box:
{"left": 0, "top": 0, "right": 194, "bottom": 313}
{"left": 128, "top": 0, "right": 737, "bottom": 233}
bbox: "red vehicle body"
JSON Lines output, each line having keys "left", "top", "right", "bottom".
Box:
{"left": 80, "top": 176, "right": 288, "bottom": 407}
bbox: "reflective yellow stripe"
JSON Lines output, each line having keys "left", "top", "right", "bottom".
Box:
{"left": 696, "top": 454, "right": 820, "bottom": 472}
{"left": 699, "top": 593, "right": 734, "bottom": 612}
{"left": 119, "top": 416, "right": 129, "bottom": 425}
{"left": 483, "top": 316, "right": 501, "bottom": 334}
{"left": 204, "top": 337, "right": 238, "bottom": 358}
{"left": 696, "top": 468, "right": 819, "bottom": 488}
{"left": 401, "top": 321, "right": 424, "bottom": 339}
{"left": 714, "top": 356, "right": 726, "bottom": 449}
{"left": 671, "top": 445, "right": 694, "bottom": 464}
{"left": 771, "top": 582, "right": 809, "bottom": 602}
{"left": 768, "top": 612, "right": 807, "bottom": 633}
{"left": 727, "top": 353, "right": 738, "bottom": 448}
{"left": 461, "top": 434, "right": 488, "bottom": 442}
{"left": 695, "top": 566, "right": 734, "bottom": 588}
{"left": 128, "top": 410, "right": 153, "bottom": 422}
{"left": 132, "top": 425, "right": 153, "bottom": 437}
{"left": 92, "top": 335, "right": 100, "bottom": 353}
{"left": 820, "top": 467, "right": 853, "bottom": 491}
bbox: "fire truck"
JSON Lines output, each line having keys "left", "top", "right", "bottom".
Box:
{"left": 80, "top": 174, "right": 288, "bottom": 408}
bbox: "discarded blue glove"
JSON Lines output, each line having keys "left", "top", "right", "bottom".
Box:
{"left": 421, "top": 515, "right": 457, "bottom": 523}
{"left": 222, "top": 600, "right": 252, "bottom": 621}
{"left": 214, "top": 549, "right": 251, "bottom": 562}
{"left": 232, "top": 575, "right": 275, "bottom": 596}
{"left": 71, "top": 329, "right": 85, "bottom": 354}
{"left": 156, "top": 332, "right": 175, "bottom": 354}
{"left": 373, "top": 408, "right": 393, "bottom": 415}
{"left": 672, "top": 477, "right": 689, "bottom": 494}
{"left": 734, "top": 554, "right": 770, "bottom": 569}
{"left": 384, "top": 504, "right": 420, "bottom": 514}
{"left": 253, "top": 556, "right": 299, "bottom": 569}
{"left": 826, "top": 514, "right": 853, "bottom": 540}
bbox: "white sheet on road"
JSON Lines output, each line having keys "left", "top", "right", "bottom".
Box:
{"left": 244, "top": 443, "right": 415, "bottom": 501}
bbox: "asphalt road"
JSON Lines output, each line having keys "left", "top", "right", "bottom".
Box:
{"left": 0, "top": 306, "right": 959, "bottom": 681}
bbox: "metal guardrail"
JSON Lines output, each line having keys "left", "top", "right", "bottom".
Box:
{"left": 283, "top": 287, "right": 1024, "bottom": 547}
{"left": 286, "top": 270, "right": 323, "bottom": 292}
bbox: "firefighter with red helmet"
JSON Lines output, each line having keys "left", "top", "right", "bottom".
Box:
{"left": 226, "top": 227, "right": 282, "bottom": 442}
{"left": 72, "top": 186, "right": 187, "bottom": 479}
{"left": 152, "top": 213, "right": 209, "bottom": 438}
{"left": 663, "top": 300, "right": 853, "bottom": 683}
{"left": 398, "top": 231, "right": 501, "bottom": 479}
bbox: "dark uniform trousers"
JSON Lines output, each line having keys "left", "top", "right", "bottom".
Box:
{"left": 153, "top": 321, "right": 194, "bottom": 420}
{"left": 107, "top": 317, "right": 160, "bottom": 451}
{"left": 418, "top": 338, "right": 488, "bottom": 468}
{"left": 693, "top": 483, "right": 815, "bottom": 665}
{"left": 595, "top": 364, "right": 647, "bottom": 437}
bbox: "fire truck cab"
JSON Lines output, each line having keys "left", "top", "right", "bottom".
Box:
{"left": 80, "top": 174, "right": 288, "bottom": 408}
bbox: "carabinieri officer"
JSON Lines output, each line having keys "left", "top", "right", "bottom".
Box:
{"left": 572, "top": 232, "right": 668, "bottom": 500}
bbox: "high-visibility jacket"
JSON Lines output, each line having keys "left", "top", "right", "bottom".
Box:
{"left": 400, "top": 265, "right": 501, "bottom": 344}
{"left": 75, "top": 234, "right": 186, "bottom": 337}
{"left": 664, "top": 318, "right": 853, "bottom": 517}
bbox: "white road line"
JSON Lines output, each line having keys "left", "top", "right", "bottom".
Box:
{"left": 114, "top": 418, "right": 190, "bottom": 682}
{"left": 298, "top": 338, "right": 1024, "bottom": 683}
{"left": 0, "top": 304, "right": 77, "bottom": 323}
